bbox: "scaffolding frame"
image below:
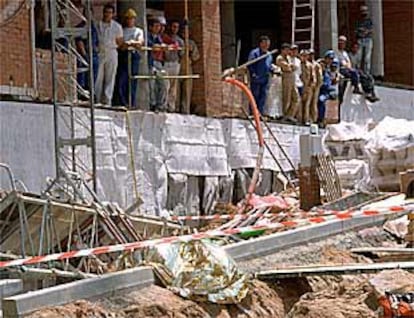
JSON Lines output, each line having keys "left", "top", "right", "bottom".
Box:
{"left": 50, "top": 0, "right": 97, "bottom": 192}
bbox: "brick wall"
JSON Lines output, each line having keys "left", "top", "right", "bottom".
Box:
{"left": 340, "top": 0, "right": 413, "bottom": 86}
{"left": 0, "top": 1, "right": 33, "bottom": 89}
{"left": 36, "top": 49, "right": 77, "bottom": 102}
{"left": 165, "top": 0, "right": 222, "bottom": 117}
{"left": 383, "top": 0, "right": 414, "bottom": 86}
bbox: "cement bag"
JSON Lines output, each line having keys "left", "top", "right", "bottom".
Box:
{"left": 365, "top": 117, "right": 414, "bottom": 190}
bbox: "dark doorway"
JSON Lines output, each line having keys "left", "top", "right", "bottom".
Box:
{"left": 234, "top": 1, "right": 281, "bottom": 64}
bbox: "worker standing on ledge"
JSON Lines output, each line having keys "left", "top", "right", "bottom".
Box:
{"left": 117, "top": 9, "right": 144, "bottom": 108}
{"left": 247, "top": 35, "right": 275, "bottom": 115}
{"left": 95, "top": 4, "right": 124, "bottom": 106}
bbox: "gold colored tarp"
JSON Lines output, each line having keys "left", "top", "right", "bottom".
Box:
{"left": 144, "top": 239, "right": 249, "bottom": 304}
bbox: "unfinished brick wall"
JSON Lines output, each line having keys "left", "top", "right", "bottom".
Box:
{"left": 0, "top": 1, "right": 33, "bottom": 88}
{"left": 164, "top": 0, "right": 222, "bottom": 117}
{"left": 36, "top": 49, "right": 77, "bottom": 102}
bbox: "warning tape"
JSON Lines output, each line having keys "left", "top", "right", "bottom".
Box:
{"left": 167, "top": 205, "right": 404, "bottom": 222}
{"left": 0, "top": 205, "right": 410, "bottom": 269}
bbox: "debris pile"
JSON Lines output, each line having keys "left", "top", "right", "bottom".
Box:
{"left": 27, "top": 280, "right": 285, "bottom": 318}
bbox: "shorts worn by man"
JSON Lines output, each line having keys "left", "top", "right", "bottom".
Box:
{"left": 95, "top": 4, "right": 123, "bottom": 105}
{"left": 247, "top": 35, "right": 274, "bottom": 115}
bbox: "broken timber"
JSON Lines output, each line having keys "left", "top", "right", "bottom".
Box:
{"left": 256, "top": 261, "right": 414, "bottom": 280}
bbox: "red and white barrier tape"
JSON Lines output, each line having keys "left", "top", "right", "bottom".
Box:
{"left": 167, "top": 205, "right": 405, "bottom": 222}
{"left": 0, "top": 205, "right": 410, "bottom": 269}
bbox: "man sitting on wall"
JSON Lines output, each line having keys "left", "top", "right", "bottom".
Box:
{"left": 337, "top": 35, "right": 362, "bottom": 94}
{"left": 349, "top": 42, "right": 380, "bottom": 102}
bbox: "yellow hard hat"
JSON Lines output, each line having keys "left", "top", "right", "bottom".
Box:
{"left": 124, "top": 8, "right": 137, "bottom": 18}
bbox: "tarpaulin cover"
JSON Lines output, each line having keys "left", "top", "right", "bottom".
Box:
{"left": 144, "top": 239, "right": 249, "bottom": 304}
{"left": 0, "top": 102, "right": 308, "bottom": 214}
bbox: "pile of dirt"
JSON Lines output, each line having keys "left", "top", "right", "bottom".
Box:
{"left": 28, "top": 280, "right": 285, "bottom": 318}
{"left": 27, "top": 300, "right": 119, "bottom": 318}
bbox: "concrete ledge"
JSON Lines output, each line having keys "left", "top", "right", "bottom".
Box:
{"left": 2, "top": 266, "right": 153, "bottom": 318}
{"left": 225, "top": 213, "right": 408, "bottom": 262}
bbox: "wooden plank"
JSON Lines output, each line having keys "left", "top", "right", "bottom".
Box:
{"left": 256, "top": 261, "right": 414, "bottom": 279}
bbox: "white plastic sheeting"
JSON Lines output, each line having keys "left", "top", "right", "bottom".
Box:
{"left": 0, "top": 101, "right": 308, "bottom": 215}
{"left": 364, "top": 116, "right": 414, "bottom": 191}
{"left": 0, "top": 102, "right": 55, "bottom": 192}
{"left": 264, "top": 75, "right": 283, "bottom": 118}
{"left": 340, "top": 85, "right": 414, "bottom": 125}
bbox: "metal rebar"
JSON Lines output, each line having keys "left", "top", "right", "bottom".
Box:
{"left": 86, "top": 0, "right": 97, "bottom": 192}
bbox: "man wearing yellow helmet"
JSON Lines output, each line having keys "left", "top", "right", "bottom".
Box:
{"left": 117, "top": 8, "right": 144, "bottom": 108}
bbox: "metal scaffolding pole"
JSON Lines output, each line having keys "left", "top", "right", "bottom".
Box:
{"left": 50, "top": 0, "right": 97, "bottom": 193}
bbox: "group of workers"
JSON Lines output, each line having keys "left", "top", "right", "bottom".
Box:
{"left": 247, "top": 5, "right": 378, "bottom": 127}
{"left": 73, "top": 3, "right": 199, "bottom": 112}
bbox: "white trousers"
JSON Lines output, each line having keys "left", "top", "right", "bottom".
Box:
{"left": 95, "top": 49, "right": 118, "bottom": 105}
{"left": 164, "top": 61, "right": 181, "bottom": 112}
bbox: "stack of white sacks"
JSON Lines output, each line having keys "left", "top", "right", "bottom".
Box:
{"left": 324, "top": 116, "right": 414, "bottom": 191}
{"left": 365, "top": 117, "right": 414, "bottom": 191}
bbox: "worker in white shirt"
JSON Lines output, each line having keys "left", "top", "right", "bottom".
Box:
{"left": 290, "top": 44, "right": 303, "bottom": 122}
{"left": 95, "top": 4, "right": 123, "bottom": 105}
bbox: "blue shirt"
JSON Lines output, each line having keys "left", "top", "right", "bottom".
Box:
{"left": 247, "top": 48, "right": 273, "bottom": 84}
{"left": 356, "top": 18, "right": 373, "bottom": 39}
{"left": 320, "top": 67, "right": 333, "bottom": 94}
{"left": 147, "top": 33, "right": 163, "bottom": 68}
{"left": 75, "top": 21, "right": 99, "bottom": 57}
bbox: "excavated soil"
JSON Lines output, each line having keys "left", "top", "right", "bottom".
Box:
{"left": 28, "top": 280, "right": 285, "bottom": 318}
{"left": 27, "top": 227, "right": 408, "bottom": 318}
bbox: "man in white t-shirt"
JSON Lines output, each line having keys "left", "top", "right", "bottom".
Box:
{"left": 117, "top": 8, "right": 144, "bottom": 108}
{"left": 95, "top": 4, "right": 123, "bottom": 105}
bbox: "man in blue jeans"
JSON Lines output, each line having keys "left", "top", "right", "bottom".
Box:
{"left": 355, "top": 5, "right": 374, "bottom": 74}
{"left": 117, "top": 9, "right": 144, "bottom": 108}
{"left": 247, "top": 36, "right": 275, "bottom": 114}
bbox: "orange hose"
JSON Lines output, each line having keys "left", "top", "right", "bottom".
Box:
{"left": 223, "top": 77, "right": 264, "bottom": 211}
